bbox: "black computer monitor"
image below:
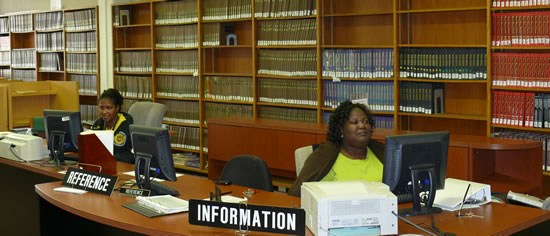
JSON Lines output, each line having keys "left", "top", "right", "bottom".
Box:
{"left": 383, "top": 131, "right": 450, "bottom": 216}
{"left": 130, "top": 124, "right": 179, "bottom": 196}
{"left": 43, "top": 109, "right": 82, "bottom": 165}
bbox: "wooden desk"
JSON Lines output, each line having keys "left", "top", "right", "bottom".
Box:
{"left": 35, "top": 178, "right": 550, "bottom": 235}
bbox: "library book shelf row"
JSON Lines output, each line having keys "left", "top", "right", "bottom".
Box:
{"left": 108, "top": 0, "right": 550, "bottom": 174}
{"left": 0, "top": 6, "right": 99, "bottom": 107}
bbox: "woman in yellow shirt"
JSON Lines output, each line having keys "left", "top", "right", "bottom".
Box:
{"left": 289, "top": 100, "right": 384, "bottom": 196}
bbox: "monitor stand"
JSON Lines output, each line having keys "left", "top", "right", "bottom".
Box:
{"left": 398, "top": 163, "right": 442, "bottom": 217}
{"left": 48, "top": 131, "right": 77, "bottom": 169}
{"left": 135, "top": 153, "right": 179, "bottom": 196}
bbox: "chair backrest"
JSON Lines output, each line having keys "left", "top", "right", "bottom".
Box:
{"left": 127, "top": 102, "right": 166, "bottom": 127}
{"left": 295, "top": 145, "right": 314, "bottom": 176}
{"left": 220, "top": 155, "right": 274, "bottom": 192}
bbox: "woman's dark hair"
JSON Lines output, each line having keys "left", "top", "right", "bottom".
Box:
{"left": 99, "top": 88, "right": 123, "bottom": 110}
{"left": 327, "top": 100, "right": 375, "bottom": 144}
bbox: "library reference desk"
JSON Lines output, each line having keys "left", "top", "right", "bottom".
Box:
{"left": 36, "top": 177, "right": 550, "bottom": 235}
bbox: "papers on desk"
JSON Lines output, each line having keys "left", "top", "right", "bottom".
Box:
{"left": 54, "top": 186, "right": 87, "bottom": 194}
{"left": 136, "top": 195, "right": 189, "bottom": 214}
{"left": 203, "top": 195, "right": 247, "bottom": 204}
{"left": 121, "top": 171, "right": 184, "bottom": 182}
{"left": 433, "top": 178, "right": 491, "bottom": 211}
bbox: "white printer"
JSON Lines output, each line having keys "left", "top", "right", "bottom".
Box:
{"left": 301, "top": 181, "right": 398, "bottom": 236}
{"left": 0, "top": 132, "right": 44, "bottom": 161}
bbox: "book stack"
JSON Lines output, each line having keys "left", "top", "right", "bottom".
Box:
{"left": 258, "top": 49, "right": 317, "bottom": 77}
{"left": 492, "top": 130, "right": 550, "bottom": 170}
{"left": 35, "top": 11, "right": 63, "bottom": 31}
{"left": 492, "top": 53, "right": 550, "bottom": 88}
{"left": 374, "top": 116, "right": 394, "bottom": 129}
{"left": 323, "top": 81, "right": 394, "bottom": 112}
{"left": 167, "top": 125, "right": 200, "bottom": 151}
{"left": 254, "top": 0, "right": 317, "bottom": 18}
{"left": 158, "top": 100, "right": 200, "bottom": 125}
{"left": 323, "top": 49, "right": 394, "bottom": 79}
{"left": 0, "top": 69, "right": 9, "bottom": 79}
{"left": 492, "top": 91, "right": 538, "bottom": 128}
{"left": 80, "top": 104, "right": 98, "bottom": 125}
{"left": 399, "top": 81, "right": 445, "bottom": 115}
{"left": 205, "top": 76, "right": 253, "bottom": 102}
{"left": 39, "top": 53, "right": 63, "bottom": 72}
{"left": 37, "top": 32, "right": 64, "bottom": 51}
{"left": 202, "top": 23, "right": 222, "bottom": 46}
{"left": 493, "top": 0, "right": 550, "bottom": 7}
{"left": 115, "top": 51, "right": 151, "bottom": 73}
{"left": 0, "top": 17, "right": 8, "bottom": 33}
{"left": 70, "top": 74, "right": 97, "bottom": 95}
{"left": 204, "top": 102, "right": 253, "bottom": 123}
{"left": 66, "top": 31, "right": 96, "bottom": 52}
{"left": 202, "top": 0, "right": 252, "bottom": 21}
{"left": 9, "top": 14, "right": 33, "bottom": 32}
{"left": 257, "top": 19, "right": 316, "bottom": 46}
{"left": 259, "top": 106, "right": 317, "bottom": 123}
{"left": 173, "top": 152, "right": 200, "bottom": 168}
{"left": 0, "top": 36, "right": 9, "bottom": 50}
{"left": 11, "top": 49, "right": 35, "bottom": 68}
{"left": 64, "top": 9, "right": 96, "bottom": 31}
{"left": 156, "top": 75, "right": 199, "bottom": 98}
{"left": 12, "top": 69, "right": 35, "bottom": 81}
{"left": 67, "top": 53, "right": 97, "bottom": 73}
{"left": 492, "top": 11, "right": 550, "bottom": 47}
{"left": 400, "top": 47, "right": 486, "bottom": 80}
{"left": 115, "top": 75, "right": 152, "bottom": 99}
{"left": 0, "top": 52, "right": 9, "bottom": 65}
{"left": 258, "top": 78, "right": 317, "bottom": 106}
{"left": 156, "top": 25, "right": 198, "bottom": 48}
{"left": 156, "top": 50, "right": 197, "bottom": 73}
{"left": 155, "top": 0, "right": 198, "bottom": 24}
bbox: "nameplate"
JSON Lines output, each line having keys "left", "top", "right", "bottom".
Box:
{"left": 189, "top": 199, "right": 305, "bottom": 235}
{"left": 61, "top": 167, "right": 118, "bottom": 196}
{"left": 120, "top": 188, "right": 150, "bottom": 197}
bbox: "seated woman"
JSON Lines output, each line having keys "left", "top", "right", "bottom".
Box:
{"left": 91, "top": 89, "right": 135, "bottom": 164}
{"left": 288, "top": 100, "right": 384, "bottom": 196}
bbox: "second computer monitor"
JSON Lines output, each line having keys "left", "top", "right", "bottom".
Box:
{"left": 130, "top": 124, "right": 177, "bottom": 181}
{"left": 43, "top": 109, "right": 82, "bottom": 163}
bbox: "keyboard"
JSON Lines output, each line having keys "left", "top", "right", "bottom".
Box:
{"left": 397, "top": 193, "right": 413, "bottom": 203}
{"left": 507, "top": 191, "right": 543, "bottom": 208}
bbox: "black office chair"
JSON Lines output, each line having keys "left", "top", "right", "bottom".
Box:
{"left": 219, "top": 155, "right": 274, "bottom": 192}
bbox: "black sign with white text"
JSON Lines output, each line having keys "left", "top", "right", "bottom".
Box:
{"left": 189, "top": 199, "right": 305, "bottom": 235}
{"left": 119, "top": 187, "right": 150, "bottom": 197}
{"left": 61, "top": 167, "right": 118, "bottom": 196}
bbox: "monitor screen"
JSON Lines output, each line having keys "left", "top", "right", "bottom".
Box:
{"left": 383, "top": 131, "right": 449, "bottom": 203}
{"left": 43, "top": 109, "right": 82, "bottom": 162}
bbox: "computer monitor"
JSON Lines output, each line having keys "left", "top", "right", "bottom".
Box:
{"left": 382, "top": 131, "right": 450, "bottom": 216}
{"left": 43, "top": 109, "right": 82, "bottom": 165}
{"left": 130, "top": 124, "right": 179, "bottom": 196}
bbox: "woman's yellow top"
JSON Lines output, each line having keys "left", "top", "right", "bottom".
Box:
{"left": 321, "top": 147, "right": 383, "bottom": 182}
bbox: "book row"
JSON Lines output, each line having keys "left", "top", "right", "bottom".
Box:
{"left": 0, "top": 18, "right": 7, "bottom": 33}
{"left": 167, "top": 125, "right": 200, "bottom": 151}
{"left": 0, "top": 36, "right": 8, "bottom": 50}
{"left": 35, "top": 11, "right": 62, "bottom": 31}
{"left": 70, "top": 74, "right": 97, "bottom": 96}
{"left": 65, "top": 9, "right": 96, "bottom": 31}
{"left": 115, "top": 51, "right": 152, "bottom": 73}
{"left": 491, "top": 130, "right": 550, "bottom": 171}
{"left": 0, "top": 52, "right": 9, "bottom": 65}
{"left": 37, "top": 32, "right": 64, "bottom": 52}
{"left": 259, "top": 106, "right": 317, "bottom": 123}
{"left": 0, "top": 68, "right": 9, "bottom": 79}
{"left": 173, "top": 152, "right": 201, "bottom": 169}
{"left": 11, "top": 49, "right": 35, "bottom": 68}
{"left": 80, "top": 104, "right": 98, "bottom": 125}
{"left": 323, "top": 113, "right": 395, "bottom": 130}
{"left": 159, "top": 100, "right": 200, "bottom": 125}
{"left": 258, "top": 78, "right": 317, "bottom": 106}
{"left": 203, "top": 23, "right": 228, "bottom": 46}
{"left": 156, "top": 75, "right": 199, "bottom": 99}
{"left": 399, "top": 82, "right": 445, "bottom": 115}
{"left": 202, "top": 129, "right": 208, "bottom": 153}
{"left": 323, "top": 49, "right": 394, "bottom": 79}
{"left": 323, "top": 81, "right": 394, "bottom": 112}
{"left": 156, "top": 50, "right": 198, "bottom": 73}
{"left": 257, "top": 18, "right": 316, "bottom": 46}
{"left": 492, "top": 0, "right": 550, "bottom": 8}
{"left": 203, "top": 0, "right": 252, "bottom": 21}
{"left": 399, "top": 47, "right": 487, "bottom": 80}
{"left": 66, "top": 31, "right": 96, "bottom": 52}
{"left": 12, "top": 69, "right": 36, "bottom": 82}
{"left": 67, "top": 53, "right": 96, "bottom": 73}
{"left": 39, "top": 53, "right": 63, "bottom": 72}
{"left": 492, "top": 11, "right": 550, "bottom": 47}
{"left": 258, "top": 49, "right": 317, "bottom": 77}
{"left": 204, "top": 102, "right": 253, "bottom": 123}
{"left": 115, "top": 75, "right": 152, "bottom": 99}
{"left": 492, "top": 91, "right": 540, "bottom": 128}
{"left": 121, "top": 99, "right": 140, "bottom": 113}
{"left": 155, "top": 0, "right": 198, "bottom": 24}
{"left": 156, "top": 25, "right": 198, "bottom": 48}
{"left": 254, "top": 0, "right": 317, "bottom": 18}
{"left": 205, "top": 76, "right": 253, "bottom": 102}
{"left": 492, "top": 53, "right": 550, "bottom": 88}
{"left": 9, "top": 14, "right": 32, "bottom": 33}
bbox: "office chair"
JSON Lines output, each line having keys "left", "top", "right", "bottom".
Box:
{"left": 127, "top": 102, "right": 166, "bottom": 127}
{"left": 295, "top": 145, "right": 314, "bottom": 177}
{"left": 219, "top": 155, "right": 274, "bottom": 192}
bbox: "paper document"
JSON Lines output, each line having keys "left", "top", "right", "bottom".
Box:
{"left": 121, "top": 171, "right": 184, "bottom": 182}
{"left": 80, "top": 130, "right": 114, "bottom": 155}
{"left": 203, "top": 195, "right": 247, "bottom": 204}
{"left": 136, "top": 195, "right": 189, "bottom": 214}
{"left": 433, "top": 178, "right": 491, "bottom": 211}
